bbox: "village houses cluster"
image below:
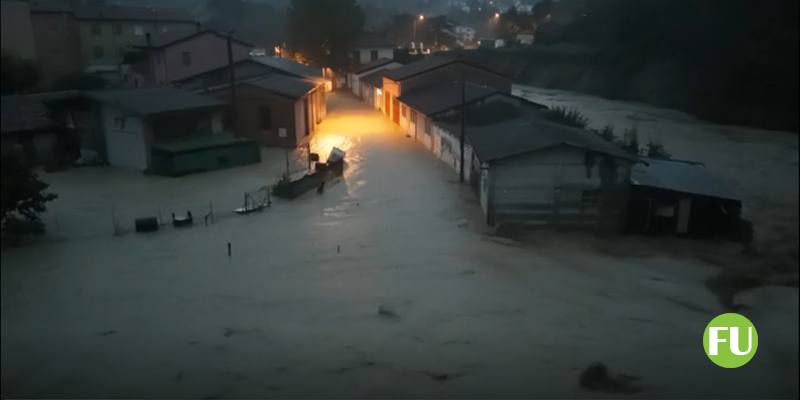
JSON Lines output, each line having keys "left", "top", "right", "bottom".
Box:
{"left": 1, "top": 0, "right": 743, "bottom": 237}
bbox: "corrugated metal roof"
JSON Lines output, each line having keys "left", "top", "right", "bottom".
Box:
{"left": 383, "top": 56, "right": 456, "bottom": 81}
{"left": 436, "top": 99, "right": 636, "bottom": 162}
{"left": 353, "top": 58, "right": 395, "bottom": 74}
{"left": 85, "top": 87, "right": 223, "bottom": 115}
{"left": 251, "top": 56, "right": 323, "bottom": 80}
{"left": 397, "top": 81, "right": 498, "bottom": 116}
{"left": 632, "top": 157, "right": 739, "bottom": 200}
{"left": 244, "top": 75, "right": 316, "bottom": 99}
{"left": 359, "top": 69, "right": 388, "bottom": 88}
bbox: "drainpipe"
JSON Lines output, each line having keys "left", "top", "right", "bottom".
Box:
{"left": 459, "top": 67, "right": 466, "bottom": 183}
{"left": 227, "top": 30, "right": 238, "bottom": 136}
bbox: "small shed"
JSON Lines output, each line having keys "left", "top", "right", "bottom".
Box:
{"left": 150, "top": 135, "right": 260, "bottom": 176}
{"left": 628, "top": 158, "right": 743, "bottom": 237}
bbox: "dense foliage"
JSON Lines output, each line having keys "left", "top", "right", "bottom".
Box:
{"left": 545, "top": 0, "right": 799, "bottom": 130}
{"left": 1, "top": 51, "right": 41, "bottom": 94}
{"left": 1, "top": 153, "right": 58, "bottom": 236}
{"left": 286, "top": 0, "right": 365, "bottom": 68}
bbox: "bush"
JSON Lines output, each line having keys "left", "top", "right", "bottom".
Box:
{"left": 1, "top": 153, "right": 58, "bottom": 237}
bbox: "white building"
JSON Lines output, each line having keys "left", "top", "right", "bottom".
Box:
{"left": 351, "top": 34, "right": 395, "bottom": 65}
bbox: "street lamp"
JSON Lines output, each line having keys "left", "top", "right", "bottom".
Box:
{"left": 413, "top": 14, "right": 424, "bottom": 45}
{"left": 494, "top": 12, "right": 500, "bottom": 19}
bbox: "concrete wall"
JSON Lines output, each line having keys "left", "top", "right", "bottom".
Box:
{"left": 151, "top": 33, "right": 251, "bottom": 84}
{"left": 1, "top": 1, "right": 37, "bottom": 60}
{"left": 101, "top": 104, "right": 148, "bottom": 170}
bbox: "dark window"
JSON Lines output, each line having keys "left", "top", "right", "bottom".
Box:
{"left": 410, "top": 109, "right": 417, "bottom": 123}
{"left": 424, "top": 117, "right": 431, "bottom": 133}
{"left": 93, "top": 46, "right": 104, "bottom": 58}
{"left": 181, "top": 51, "right": 191, "bottom": 66}
{"left": 401, "top": 104, "right": 407, "bottom": 117}
{"left": 91, "top": 24, "right": 101, "bottom": 35}
{"left": 370, "top": 50, "right": 378, "bottom": 61}
{"left": 352, "top": 50, "right": 360, "bottom": 61}
{"left": 259, "top": 106, "right": 272, "bottom": 130}
{"left": 113, "top": 23, "right": 122, "bottom": 35}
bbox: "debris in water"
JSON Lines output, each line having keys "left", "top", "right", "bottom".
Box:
{"left": 99, "top": 330, "right": 116, "bottom": 336}
{"left": 377, "top": 305, "right": 399, "bottom": 319}
{"left": 421, "top": 370, "right": 466, "bottom": 382}
{"left": 579, "top": 362, "right": 642, "bottom": 394}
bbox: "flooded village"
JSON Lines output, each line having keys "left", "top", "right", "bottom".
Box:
{"left": 2, "top": 0, "right": 798, "bottom": 398}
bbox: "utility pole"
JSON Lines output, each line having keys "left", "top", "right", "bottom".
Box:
{"left": 226, "top": 31, "right": 238, "bottom": 136}
{"left": 459, "top": 67, "right": 466, "bottom": 183}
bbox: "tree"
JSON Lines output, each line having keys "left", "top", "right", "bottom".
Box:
{"left": 286, "top": 0, "right": 365, "bottom": 68}
{"left": 1, "top": 152, "right": 58, "bottom": 236}
{"left": 1, "top": 51, "right": 41, "bottom": 94}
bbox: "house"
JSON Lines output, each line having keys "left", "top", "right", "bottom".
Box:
{"left": 174, "top": 57, "right": 328, "bottom": 147}
{"left": 352, "top": 34, "right": 395, "bottom": 64}
{"left": 1, "top": 1, "right": 38, "bottom": 60}
{"left": 478, "top": 37, "right": 506, "bottom": 49}
{"left": 395, "top": 81, "right": 500, "bottom": 139}
{"left": 29, "top": 1, "right": 83, "bottom": 85}
{"left": 32, "top": 87, "right": 260, "bottom": 175}
{"left": 628, "top": 158, "right": 743, "bottom": 237}
{"left": 128, "top": 30, "right": 254, "bottom": 86}
{"left": 359, "top": 67, "right": 402, "bottom": 112}
{"left": 346, "top": 58, "right": 403, "bottom": 99}
{"left": 72, "top": 4, "right": 199, "bottom": 79}
{"left": 200, "top": 74, "right": 326, "bottom": 148}
{"left": 1, "top": 95, "right": 77, "bottom": 165}
{"left": 432, "top": 95, "right": 636, "bottom": 231}
{"left": 516, "top": 32, "right": 535, "bottom": 45}
{"left": 381, "top": 56, "right": 512, "bottom": 127}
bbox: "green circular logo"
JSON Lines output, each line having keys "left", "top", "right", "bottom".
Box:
{"left": 703, "top": 313, "right": 758, "bottom": 368}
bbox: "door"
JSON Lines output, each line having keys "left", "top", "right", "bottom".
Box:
{"left": 677, "top": 198, "right": 692, "bottom": 234}
{"left": 392, "top": 96, "right": 399, "bottom": 124}
{"left": 384, "top": 92, "right": 390, "bottom": 115}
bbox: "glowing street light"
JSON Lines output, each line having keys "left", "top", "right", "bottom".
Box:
{"left": 494, "top": 12, "right": 500, "bottom": 19}
{"left": 413, "top": 14, "right": 425, "bottom": 45}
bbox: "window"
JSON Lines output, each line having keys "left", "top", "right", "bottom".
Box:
{"left": 133, "top": 25, "right": 143, "bottom": 36}
{"left": 370, "top": 50, "right": 378, "bottom": 61}
{"left": 181, "top": 51, "right": 191, "bottom": 66}
{"left": 93, "top": 46, "right": 104, "bottom": 58}
{"left": 259, "top": 106, "right": 272, "bottom": 130}
{"left": 401, "top": 105, "right": 407, "bottom": 118}
{"left": 352, "top": 50, "right": 360, "bottom": 61}
{"left": 113, "top": 23, "right": 122, "bottom": 35}
{"left": 113, "top": 117, "right": 126, "bottom": 131}
{"left": 424, "top": 117, "right": 431, "bottom": 134}
{"left": 91, "top": 24, "right": 101, "bottom": 35}
{"left": 410, "top": 110, "right": 417, "bottom": 123}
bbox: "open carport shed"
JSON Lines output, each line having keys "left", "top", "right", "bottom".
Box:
{"left": 628, "top": 157, "right": 743, "bottom": 237}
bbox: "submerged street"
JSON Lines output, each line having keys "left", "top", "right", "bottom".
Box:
{"left": 2, "top": 93, "right": 798, "bottom": 398}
